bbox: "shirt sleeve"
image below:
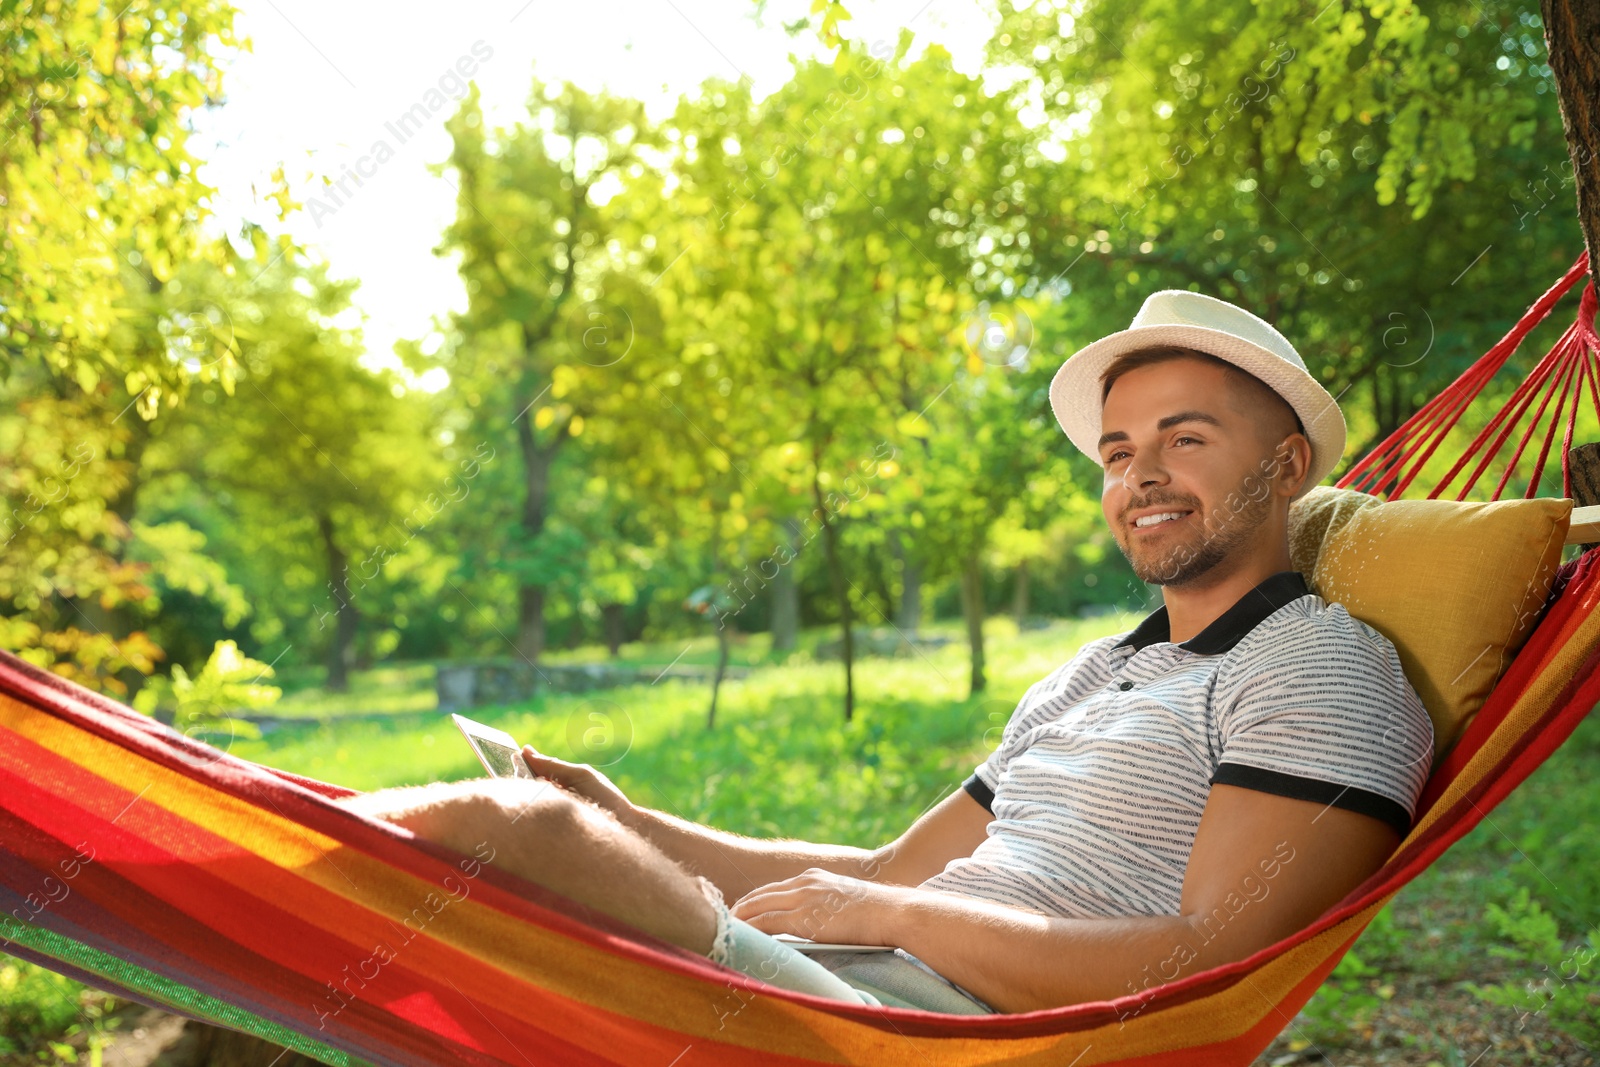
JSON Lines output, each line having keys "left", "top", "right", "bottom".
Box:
{"left": 961, "top": 634, "right": 1123, "bottom": 814}
{"left": 961, "top": 690, "right": 1032, "bottom": 814}
{"left": 1211, "top": 603, "right": 1434, "bottom": 837}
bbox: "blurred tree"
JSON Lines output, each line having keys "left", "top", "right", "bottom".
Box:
{"left": 0, "top": 0, "right": 239, "bottom": 397}
{"left": 0, "top": 2, "right": 242, "bottom": 689}
{"left": 637, "top": 37, "right": 1049, "bottom": 717}
{"left": 141, "top": 241, "right": 440, "bottom": 690}
{"left": 902, "top": 323, "right": 1067, "bottom": 694}
{"left": 588, "top": 74, "right": 795, "bottom": 724}
{"left": 430, "top": 80, "right": 659, "bottom": 668}
{"left": 0, "top": 374, "right": 164, "bottom": 692}
{"left": 983, "top": 0, "right": 1578, "bottom": 468}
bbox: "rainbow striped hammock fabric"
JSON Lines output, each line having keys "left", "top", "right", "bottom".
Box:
{"left": 3, "top": 259, "right": 1600, "bottom": 1066}
{"left": 1, "top": 537, "right": 1596, "bottom": 1067}
{"left": 0, "top": 546, "right": 1595, "bottom": 1067}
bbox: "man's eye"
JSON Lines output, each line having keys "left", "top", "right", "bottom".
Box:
{"left": 1106, "top": 450, "right": 1129, "bottom": 463}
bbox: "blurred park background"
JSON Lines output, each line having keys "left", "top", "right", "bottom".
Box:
{"left": 2, "top": 0, "right": 1599, "bottom": 1062}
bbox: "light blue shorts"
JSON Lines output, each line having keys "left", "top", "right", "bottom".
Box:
{"left": 695, "top": 877, "right": 996, "bottom": 1014}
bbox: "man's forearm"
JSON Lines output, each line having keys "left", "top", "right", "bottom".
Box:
{"left": 884, "top": 891, "right": 1243, "bottom": 1015}
{"left": 619, "top": 804, "right": 878, "bottom": 901}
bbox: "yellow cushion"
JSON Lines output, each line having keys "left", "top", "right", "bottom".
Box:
{"left": 1286, "top": 485, "right": 1573, "bottom": 763}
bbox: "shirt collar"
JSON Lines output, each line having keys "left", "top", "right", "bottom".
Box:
{"left": 1112, "top": 570, "right": 1311, "bottom": 655}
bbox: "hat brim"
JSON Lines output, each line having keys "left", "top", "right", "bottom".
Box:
{"left": 1049, "top": 323, "right": 1348, "bottom": 502}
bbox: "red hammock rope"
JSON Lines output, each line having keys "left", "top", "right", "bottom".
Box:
{"left": 1337, "top": 251, "right": 1600, "bottom": 501}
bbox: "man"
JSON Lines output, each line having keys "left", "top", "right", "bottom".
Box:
{"left": 338, "top": 290, "right": 1434, "bottom": 1016}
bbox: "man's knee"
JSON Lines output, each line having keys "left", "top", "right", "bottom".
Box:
{"left": 339, "top": 777, "right": 588, "bottom": 852}
{"left": 436, "top": 779, "right": 593, "bottom": 856}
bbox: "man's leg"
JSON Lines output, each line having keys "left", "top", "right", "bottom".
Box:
{"left": 337, "top": 777, "right": 717, "bottom": 954}
{"left": 338, "top": 778, "right": 892, "bottom": 1009}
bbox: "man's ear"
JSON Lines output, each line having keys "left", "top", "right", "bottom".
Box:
{"left": 1265, "top": 433, "right": 1312, "bottom": 499}
{"left": 1281, "top": 433, "right": 1313, "bottom": 498}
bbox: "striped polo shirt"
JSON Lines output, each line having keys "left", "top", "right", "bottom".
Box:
{"left": 919, "top": 570, "right": 1434, "bottom": 919}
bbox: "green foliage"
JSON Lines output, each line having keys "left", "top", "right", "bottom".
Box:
{"left": 0, "top": 959, "right": 79, "bottom": 1053}
{"left": 0, "top": 382, "right": 166, "bottom": 692}
{"left": 1466, "top": 887, "right": 1600, "bottom": 1048}
{"left": 1293, "top": 904, "right": 1405, "bottom": 1044}
{"left": 0, "top": 1, "right": 240, "bottom": 397}
{"left": 982, "top": 0, "right": 1581, "bottom": 472}
{"left": 0, "top": 957, "right": 116, "bottom": 1059}
{"left": 135, "top": 242, "right": 445, "bottom": 682}
{"left": 0, "top": 0, "right": 250, "bottom": 692}
{"left": 132, "top": 640, "right": 277, "bottom": 735}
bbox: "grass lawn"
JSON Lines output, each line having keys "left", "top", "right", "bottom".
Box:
{"left": 235, "top": 614, "right": 1141, "bottom": 847}
{"left": 3, "top": 613, "right": 1596, "bottom": 1065}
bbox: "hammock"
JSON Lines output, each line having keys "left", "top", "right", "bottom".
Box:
{"left": 3, "top": 257, "right": 1600, "bottom": 1067}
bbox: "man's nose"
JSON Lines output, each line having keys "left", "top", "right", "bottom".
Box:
{"left": 1123, "top": 452, "right": 1169, "bottom": 490}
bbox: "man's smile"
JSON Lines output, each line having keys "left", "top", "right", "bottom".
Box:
{"left": 1127, "top": 508, "right": 1195, "bottom": 534}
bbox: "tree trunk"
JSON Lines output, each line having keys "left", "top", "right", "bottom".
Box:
{"left": 1571, "top": 442, "right": 1600, "bottom": 551}
{"left": 513, "top": 410, "right": 559, "bottom": 665}
{"left": 1370, "top": 373, "right": 1404, "bottom": 445}
{"left": 1012, "top": 559, "right": 1030, "bottom": 625}
{"left": 770, "top": 517, "right": 802, "bottom": 653}
{"left": 517, "top": 585, "right": 546, "bottom": 664}
{"left": 891, "top": 529, "right": 923, "bottom": 636}
{"left": 705, "top": 512, "right": 735, "bottom": 728}
{"left": 318, "top": 512, "right": 357, "bottom": 693}
{"left": 812, "top": 476, "right": 855, "bottom": 722}
{"left": 1541, "top": 0, "right": 1600, "bottom": 271}
{"left": 708, "top": 622, "right": 731, "bottom": 729}
{"left": 106, "top": 408, "right": 155, "bottom": 697}
{"left": 354, "top": 627, "right": 375, "bottom": 671}
{"left": 601, "top": 602, "right": 627, "bottom": 656}
{"left": 958, "top": 550, "right": 986, "bottom": 696}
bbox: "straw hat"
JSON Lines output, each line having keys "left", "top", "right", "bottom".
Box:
{"left": 1048, "top": 290, "right": 1346, "bottom": 502}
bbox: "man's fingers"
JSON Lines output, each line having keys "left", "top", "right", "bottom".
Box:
{"left": 733, "top": 905, "right": 810, "bottom": 935}
{"left": 519, "top": 747, "right": 572, "bottom": 781}
{"left": 731, "top": 883, "right": 815, "bottom": 919}
{"left": 732, "top": 870, "right": 831, "bottom": 908}
{"left": 730, "top": 887, "right": 784, "bottom": 917}
{"left": 732, "top": 876, "right": 801, "bottom": 906}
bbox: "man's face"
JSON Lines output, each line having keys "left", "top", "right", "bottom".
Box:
{"left": 1097, "top": 358, "right": 1295, "bottom": 587}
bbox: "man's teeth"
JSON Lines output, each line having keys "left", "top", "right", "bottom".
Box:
{"left": 1134, "top": 511, "right": 1189, "bottom": 527}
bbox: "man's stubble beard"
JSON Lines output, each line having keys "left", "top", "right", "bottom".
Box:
{"left": 1116, "top": 486, "right": 1274, "bottom": 587}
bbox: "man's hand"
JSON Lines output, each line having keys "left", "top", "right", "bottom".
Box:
{"left": 518, "top": 748, "right": 635, "bottom": 822}
{"left": 729, "top": 868, "right": 915, "bottom": 946}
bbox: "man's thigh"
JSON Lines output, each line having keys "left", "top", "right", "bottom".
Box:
{"left": 344, "top": 778, "right": 717, "bottom": 954}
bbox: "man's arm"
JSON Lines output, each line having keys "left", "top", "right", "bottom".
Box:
{"left": 619, "top": 804, "right": 876, "bottom": 901}
{"left": 630, "top": 784, "right": 995, "bottom": 901}
{"left": 519, "top": 749, "right": 876, "bottom": 899}
{"left": 731, "top": 784, "right": 1399, "bottom": 1013}
{"left": 522, "top": 749, "right": 992, "bottom": 901}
